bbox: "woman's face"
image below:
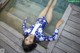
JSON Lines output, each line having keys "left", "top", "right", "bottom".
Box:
{"left": 24, "top": 34, "right": 34, "bottom": 45}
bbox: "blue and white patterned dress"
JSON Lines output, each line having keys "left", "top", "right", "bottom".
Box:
{"left": 22, "top": 16, "right": 59, "bottom": 41}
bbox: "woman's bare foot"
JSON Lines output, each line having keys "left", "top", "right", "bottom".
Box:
{"left": 56, "top": 19, "right": 64, "bottom": 29}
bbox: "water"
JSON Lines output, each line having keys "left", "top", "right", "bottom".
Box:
{"left": 31, "top": 0, "right": 80, "bottom": 13}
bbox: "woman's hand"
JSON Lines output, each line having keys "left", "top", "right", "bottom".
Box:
{"left": 56, "top": 19, "right": 64, "bottom": 29}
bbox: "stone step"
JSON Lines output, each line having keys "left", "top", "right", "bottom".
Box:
{"left": 0, "top": 10, "right": 30, "bottom": 33}
{"left": 9, "top": 7, "right": 37, "bottom": 24}
{"left": 15, "top": 1, "right": 43, "bottom": 16}
{"left": 9, "top": 7, "right": 29, "bottom": 20}
{"left": 14, "top": 2, "right": 63, "bottom": 19}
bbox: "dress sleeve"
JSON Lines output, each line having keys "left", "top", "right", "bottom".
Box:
{"left": 22, "top": 18, "right": 28, "bottom": 35}
{"left": 38, "top": 29, "right": 59, "bottom": 41}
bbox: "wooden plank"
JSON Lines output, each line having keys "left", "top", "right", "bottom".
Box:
{"left": 32, "top": 50, "right": 40, "bottom": 53}
{"left": 0, "top": 21, "right": 24, "bottom": 40}
{"left": 36, "top": 44, "right": 46, "bottom": 53}
{"left": 0, "top": 26, "right": 22, "bottom": 47}
{"left": 71, "top": 9, "right": 80, "bottom": 16}
{"left": 69, "top": 15, "right": 80, "bottom": 24}
{"left": 0, "top": 45, "right": 3, "bottom": 48}
{"left": 67, "top": 20, "right": 80, "bottom": 31}
{"left": 29, "top": 50, "right": 40, "bottom": 53}
{"left": 47, "top": 41, "right": 56, "bottom": 53}
{"left": 0, "top": 33, "right": 25, "bottom": 53}
{"left": 0, "top": 39, "right": 17, "bottom": 53}
{"left": 52, "top": 47, "right": 66, "bottom": 53}
{"left": 64, "top": 25, "right": 80, "bottom": 37}
{"left": 59, "top": 36, "right": 80, "bottom": 52}
{"left": 71, "top": 4, "right": 80, "bottom": 13}
{"left": 62, "top": 30, "right": 80, "bottom": 44}
{"left": 56, "top": 42, "right": 80, "bottom": 53}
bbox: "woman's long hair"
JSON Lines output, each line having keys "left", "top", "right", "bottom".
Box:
{"left": 22, "top": 34, "right": 39, "bottom": 52}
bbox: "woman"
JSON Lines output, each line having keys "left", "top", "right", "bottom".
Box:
{"left": 22, "top": 0, "right": 64, "bottom": 52}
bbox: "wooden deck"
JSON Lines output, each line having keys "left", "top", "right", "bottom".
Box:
{"left": 0, "top": 21, "right": 42, "bottom": 53}
{"left": 51, "top": 4, "right": 80, "bottom": 53}
{"left": 0, "top": 4, "right": 80, "bottom": 53}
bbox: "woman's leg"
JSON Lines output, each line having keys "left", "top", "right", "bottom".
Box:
{"left": 46, "top": 0, "right": 57, "bottom": 24}
{"left": 38, "top": 0, "right": 53, "bottom": 18}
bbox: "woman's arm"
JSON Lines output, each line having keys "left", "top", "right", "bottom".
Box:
{"left": 38, "top": 19, "right": 64, "bottom": 41}
{"left": 22, "top": 18, "right": 28, "bottom": 33}
{"left": 38, "top": 28, "right": 59, "bottom": 41}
